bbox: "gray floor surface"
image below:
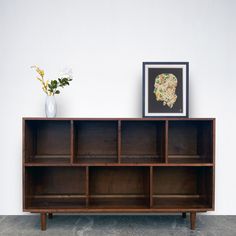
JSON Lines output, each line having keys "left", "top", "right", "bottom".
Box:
{"left": 0, "top": 215, "right": 235, "bottom": 236}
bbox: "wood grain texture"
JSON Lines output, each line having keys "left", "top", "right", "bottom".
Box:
{"left": 121, "top": 121, "right": 165, "bottom": 157}
{"left": 89, "top": 166, "right": 149, "bottom": 195}
{"left": 165, "top": 121, "right": 168, "bottom": 163}
{"left": 118, "top": 120, "right": 121, "bottom": 163}
{"left": 75, "top": 121, "right": 117, "bottom": 156}
{"left": 150, "top": 166, "right": 153, "bottom": 208}
{"left": 190, "top": 212, "right": 196, "bottom": 230}
{"left": 70, "top": 120, "right": 75, "bottom": 164}
{"left": 22, "top": 118, "right": 215, "bottom": 231}
{"left": 40, "top": 213, "right": 46, "bottom": 231}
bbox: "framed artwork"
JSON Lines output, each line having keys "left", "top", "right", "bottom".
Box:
{"left": 143, "top": 62, "right": 189, "bottom": 117}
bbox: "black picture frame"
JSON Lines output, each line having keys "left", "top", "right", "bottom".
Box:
{"left": 143, "top": 62, "right": 189, "bottom": 118}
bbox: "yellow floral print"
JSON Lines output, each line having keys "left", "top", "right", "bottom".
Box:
{"left": 153, "top": 73, "right": 178, "bottom": 108}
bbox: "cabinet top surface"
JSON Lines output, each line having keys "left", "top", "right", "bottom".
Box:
{"left": 23, "top": 117, "right": 215, "bottom": 121}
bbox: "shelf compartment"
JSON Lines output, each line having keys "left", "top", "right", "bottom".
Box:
{"left": 89, "top": 166, "right": 150, "bottom": 208}
{"left": 74, "top": 121, "right": 118, "bottom": 163}
{"left": 152, "top": 166, "right": 213, "bottom": 209}
{"left": 25, "top": 167, "right": 86, "bottom": 209}
{"left": 24, "top": 120, "right": 71, "bottom": 164}
{"left": 121, "top": 121, "right": 165, "bottom": 163}
{"left": 168, "top": 120, "right": 213, "bottom": 164}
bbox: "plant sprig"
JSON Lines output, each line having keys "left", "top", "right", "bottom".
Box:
{"left": 31, "top": 66, "right": 73, "bottom": 96}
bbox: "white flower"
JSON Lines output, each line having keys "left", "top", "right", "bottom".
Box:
{"left": 58, "top": 67, "right": 73, "bottom": 80}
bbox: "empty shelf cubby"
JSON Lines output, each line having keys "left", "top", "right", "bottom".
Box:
{"left": 152, "top": 166, "right": 213, "bottom": 209}
{"left": 121, "top": 121, "right": 166, "bottom": 163}
{"left": 74, "top": 120, "right": 118, "bottom": 164}
{"left": 24, "top": 120, "right": 71, "bottom": 164}
{"left": 89, "top": 166, "right": 150, "bottom": 208}
{"left": 168, "top": 120, "right": 213, "bottom": 164}
{"left": 25, "top": 167, "right": 86, "bottom": 209}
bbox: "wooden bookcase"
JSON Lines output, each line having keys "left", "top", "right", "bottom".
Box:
{"left": 23, "top": 118, "right": 215, "bottom": 230}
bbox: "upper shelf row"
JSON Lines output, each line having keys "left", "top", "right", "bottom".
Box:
{"left": 23, "top": 119, "right": 215, "bottom": 165}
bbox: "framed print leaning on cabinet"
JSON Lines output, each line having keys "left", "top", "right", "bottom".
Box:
{"left": 143, "top": 62, "right": 189, "bottom": 117}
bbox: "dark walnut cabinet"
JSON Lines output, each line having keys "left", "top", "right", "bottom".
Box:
{"left": 23, "top": 118, "right": 215, "bottom": 230}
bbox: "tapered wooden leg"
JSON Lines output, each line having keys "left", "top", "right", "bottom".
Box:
{"left": 48, "top": 213, "right": 53, "bottom": 219}
{"left": 182, "top": 212, "right": 186, "bottom": 218}
{"left": 190, "top": 212, "right": 196, "bottom": 230}
{"left": 40, "top": 213, "right": 47, "bottom": 231}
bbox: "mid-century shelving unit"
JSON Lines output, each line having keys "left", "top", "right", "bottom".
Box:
{"left": 23, "top": 118, "right": 215, "bottom": 230}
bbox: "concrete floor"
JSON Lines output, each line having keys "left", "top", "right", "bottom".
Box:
{"left": 0, "top": 215, "right": 235, "bottom": 236}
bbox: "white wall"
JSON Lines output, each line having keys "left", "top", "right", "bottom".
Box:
{"left": 0, "top": 0, "right": 235, "bottom": 215}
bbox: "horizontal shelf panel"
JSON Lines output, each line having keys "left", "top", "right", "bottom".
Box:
{"left": 29, "top": 200, "right": 86, "bottom": 209}
{"left": 25, "top": 163, "right": 73, "bottom": 167}
{"left": 88, "top": 205, "right": 148, "bottom": 209}
{"left": 25, "top": 163, "right": 214, "bottom": 167}
{"left": 29, "top": 194, "right": 148, "bottom": 199}
{"left": 24, "top": 118, "right": 215, "bottom": 121}
{"left": 31, "top": 194, "right": 86, "bottom": 199}
{"left": 121, "top": 155, "right": 163, "bottom": 164}
{"left": 25, "top": 207, "right": 212, "bottom": 213}
{"left": 27, "top": 205, "right": 87, "bottom": 209}
{"left": 168, "top": 155, "right": 213, "bottom": 164}
{"left": 152, "top": 196, "right": 211, "bottom": 209}
{"left": 33, "top": 155, "right": 71, "bottom": 158}
{"left": 90, "top": 194, "right": 147, "bottom": 198}
{"left": 27, "top": 155, "right": 71, "bottom": 164}
{"left": 89, "top": 197, "right": 149, "bottom": 209}
{"left": 25, "top": 156, "right": 213, "bottom": 166}
{"left": 75, "top": 155, "right": 118, "bottom": 164}
{"left": 153, "top": 194, "right": 201, "bottom": 198}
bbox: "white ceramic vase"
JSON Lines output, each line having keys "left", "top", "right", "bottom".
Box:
{"left": 45, "top": 95, "right": 57, "bottom": 118}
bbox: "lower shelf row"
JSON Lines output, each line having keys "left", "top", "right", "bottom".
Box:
{"left": 24, "top": 166, "right": 213, "bottom": 210}
{"left": 27, "top": 195, "right": 211, "bottom": 210}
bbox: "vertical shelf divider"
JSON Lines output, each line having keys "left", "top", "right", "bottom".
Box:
{"left": 212, "top": 119, "right": 215, "bottom": 209}
{"left": 86, "top": 166, "right": 89, "bottom": 208}
{"left": 165, "top": 120, "right": 168, "bottom": 163}
{"left": 149, "top": 166, "right": 153, "bottom": 208}
{"left": 118, "top": 120, "right": 121, "bottom": 163}
{"left": 212, "top": 119, "right": 216, "bottom": 164}
{"left": 70, "top": 120, "right": 75, "bottom": 164}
